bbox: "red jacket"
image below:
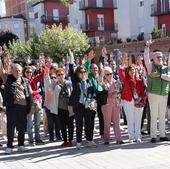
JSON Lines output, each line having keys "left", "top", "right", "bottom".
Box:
{"left": 119, "top": 68, "right": 145, "bottom": 102}
{"left": 29, "top": 70, "right": 44, "bottom": 102}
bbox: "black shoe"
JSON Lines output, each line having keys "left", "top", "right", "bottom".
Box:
{"left": 35, "top": 140, "right": 44, "bottom": 145}
{"left": 160, "top": 137, "right": 170, "bottom": 142}
{"left": 104, "top": 142, "right": 109, "bottom": 145}
{"left": 150, "top": 138, "right": 156, "bottom": 143}
{"left": 141, "top": 131, "right": 149, "bottom": 135}
{"left": 0, "top": 144, "right": 2, "bottom": 147}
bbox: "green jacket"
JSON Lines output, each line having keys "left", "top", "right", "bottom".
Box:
{"left": 84, "top": 61, "right": 103, "bottom": 92}
{"left": 148, "top": 64, "right": 169, "bottom": 96}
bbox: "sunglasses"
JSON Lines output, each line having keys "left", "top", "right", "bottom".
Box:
{"left": 57, "top": 73, "right": 64, "bottom": 77}
{"left": 105, "top": 72, "right": 113, "bottom": 76}
{"left": 51, "top": 76, "right": 56, "bottom": 79}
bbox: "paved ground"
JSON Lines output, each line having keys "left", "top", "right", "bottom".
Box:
{"left": 1, "top": 121, "right": 170, "bottom": 169}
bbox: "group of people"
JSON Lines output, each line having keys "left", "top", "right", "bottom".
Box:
{"left": 0, "top": 41, "right": 170, "bottom": 155}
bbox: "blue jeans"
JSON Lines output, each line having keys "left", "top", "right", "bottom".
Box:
{"left": 27, "top": 111, "right": 41, "bottom": 143}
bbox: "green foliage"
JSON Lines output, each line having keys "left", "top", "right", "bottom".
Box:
{"left": 59, "top": 0, "right": 70, "bottom": 6}
{"left": 5, "top": 24, "right": 89, "bottom": 62}
{"left": 126, "top": 38, "right": 131, "bottom": 43}
{"left": 151, "top": 28, "right": 164, "bottom": 39}
{"left": 39, "top": 24, "right": 89, "bottom": 61}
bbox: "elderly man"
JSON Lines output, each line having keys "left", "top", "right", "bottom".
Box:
{"left": 3, "top": 63, "right": 32, "bottom": 154}
{"left": 144, "top": 42, "right": 170, "bottom": 143}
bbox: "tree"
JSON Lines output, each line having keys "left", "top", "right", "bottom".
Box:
{"left": 151, "top": 28, "right": 164, "bottom": 39}
{"left": 39, "top": 24, "right": 89, "bottom": 61}
{"left": 4, "top": 24, "right": 89, "bottom": 62}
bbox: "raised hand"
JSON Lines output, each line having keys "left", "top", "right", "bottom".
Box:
{"left": 44, "top": 66, "right": 49, "bottom": 76}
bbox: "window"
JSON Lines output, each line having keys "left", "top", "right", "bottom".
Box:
{"left": 162, "top": 24, "right": 166, "bottom": 36}
{"left": 97, "top": 14, "right": 104, "bottom": 31}
{"left": 139, "top": 0, "right": 144, "bottom": 7}
{"left": 96, "top": 0, "right": 103, "bottom": 7}
{"left": 53, "top": 9, "right": 59, "bottom": 21}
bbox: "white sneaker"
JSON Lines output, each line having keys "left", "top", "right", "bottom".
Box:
{"left": 18, "top": 146, "right": 29, "bottom": 152}
{"left": 76, "top": 143, "right": 82, "bottom": 150}
{"left": 86, "top": 141, "right": 97, "bottom": 147}
{"left": 137, "top": 139, "right": 142, "bottom": 143}
{"left": 5, "top": 148, "right": 13, "bottom": 155}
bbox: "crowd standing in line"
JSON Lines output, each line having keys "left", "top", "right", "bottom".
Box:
{"left": 0, "top": 41, "right": 170, "bottom": 154}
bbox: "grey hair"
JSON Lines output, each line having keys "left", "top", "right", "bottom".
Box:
{"left": 11, "top": 63, "right": 22, "bottom": 71}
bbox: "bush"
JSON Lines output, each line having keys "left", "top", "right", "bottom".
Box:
{"left": 151, "top": 28, "right": 164, "bottom": 39}
{"left": 117, "top": 38, "right": 122, "bottom": 43}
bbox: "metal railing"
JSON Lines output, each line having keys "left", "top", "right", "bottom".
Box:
{"left": 41, "top": 15, "right": 68, "bottom": 24}
{"left": 151, "top": 3, "right": 170, "bottom": 16}
{"left": 79, "top": 0, "right": 117, "bottom": 10}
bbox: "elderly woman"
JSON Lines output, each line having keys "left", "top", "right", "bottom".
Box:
{"left": 101, "top": 66, "right": 123, "bottom": 145}
{"left": 69, "top": 65, "right": 97, "bottom": 149}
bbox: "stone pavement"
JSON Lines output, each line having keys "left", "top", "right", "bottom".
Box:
{"left": 1, "top": 122, "right": 170, "bottom": 169}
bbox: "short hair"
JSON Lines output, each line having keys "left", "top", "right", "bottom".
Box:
{"left": 56, "top": 68, "right": 65, "bottom": 74}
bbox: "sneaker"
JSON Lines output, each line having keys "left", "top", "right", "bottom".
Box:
{"left": 18, "top": 146, "right": 29, "bottom": 152}
{"left": 160, "top": 137, "right": 170, "bottom": 142}
{"left": 28, "top": 141, "right": 34, "bottom": 146}
{"left": 76, "top": 142, "right": 82, "bottom": 150}
{"left": 35, "top": 140, "right": 44, "bottom": 145}
{"left": 150, "top": 138, "right": 156, "bottom": 143}
{"left": 5, "top": 148, "right": 13, "bottom": 155}
{"left": 104, "top": 142, "right": 109, "bottom": 145}
{"left": 129, "top": 139, "right": 134, "bottom": 143}
{"left": 137, "top": 139, "right": 142, "bottom": 143}
{"left": 86, "top": 141, "right": 97, "bottom": 147}
{"left": 0, "top": 144, "right": 2, "bottom": 147}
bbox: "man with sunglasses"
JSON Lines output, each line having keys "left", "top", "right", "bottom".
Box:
{"left": 144, "top": 41, "right": 170, "bottom": 143}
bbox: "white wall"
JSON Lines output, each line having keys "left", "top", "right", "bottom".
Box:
{"left": 115, "top": 0, "right": 155, "bottom": 41}
{"left": 0, "top": 0, "right": 6, "bottom": 17}
{"left": 33, "top": 3, "right": 45, "bottom": 35}
{"left": 68, "top": 0, "right": 84, "bottom": 32}
{"left": 0, "top": 18, "right": 25, "bottom": 40}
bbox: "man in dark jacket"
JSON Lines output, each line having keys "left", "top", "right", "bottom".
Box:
{"left": 4, "top": 63, "right": 33, "bottom": 154}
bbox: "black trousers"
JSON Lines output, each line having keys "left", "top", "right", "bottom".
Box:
{"left": 45, "top": 108, "right": 61, "bottom": 141}
{"left": 73, "top": 103, "right": 96, "bottom": 143}
{"left": 58, "top": 109, "right": 74, "bottom": 142}
{"left": 97, "top": 104, "right": 104, "bottom": 136}
{"left": 6, "top": 105, "right": 27, "bottom": 148}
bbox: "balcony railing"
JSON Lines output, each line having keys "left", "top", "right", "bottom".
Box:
{"left": 80, "top": 23, "right": 118, "bottom": 32}
{"left": 151, "top": 3, "right": 170, "bottom": 16}
{"left": 41, "top": 15, "right": 68, "bottom": 24}
{"left": 79, "top": 0, "right": 117, "bottom": 10}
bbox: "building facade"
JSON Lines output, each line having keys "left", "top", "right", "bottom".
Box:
{"left": 78, "top": 0, "right": 118, "bottom": 44}
{"left": 115, "top": 0, "right": 155, "bottom": 41}
{"left": 0, "top": 16, "right": 25, "bottom": 40}
{"left": 151, "top": 0, "right": 170, "bottom": 36}
{"left": 0, "top": 0, "right": 6, "bottom": 17}
{"left": 5, "top": 0, "right": 27, "bottom": 17}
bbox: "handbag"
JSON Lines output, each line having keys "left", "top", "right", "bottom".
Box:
{"left": 96, "top": 89, "right": 108, "bottom": 106}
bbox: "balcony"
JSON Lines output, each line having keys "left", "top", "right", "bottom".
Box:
{"left": 41, "top": 15, "right": 68, "bottom": 24}
{"left": 80, "top": 23, "right": 118, "bottom": 33}
{"left": 151, "top": 3, "right": 170, "bottom": 16}
{"left": 79, "top": 0, "right": 117, "bottom": 10}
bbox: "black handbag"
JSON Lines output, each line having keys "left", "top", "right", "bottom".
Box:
{"left": 96, "top": 90, "right": 108, "bottom": 106}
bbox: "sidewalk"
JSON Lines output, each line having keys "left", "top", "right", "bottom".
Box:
{"left": 1, "top": 122, "right": 170, "bottom": 169}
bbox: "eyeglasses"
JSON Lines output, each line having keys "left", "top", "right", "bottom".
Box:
{"left": 25, "top": 71, "right": 32, "bottom": 74}
{"left": 57, "top": 73, "right": 64, "bottom": 77}
{"left": 105, "top": 72, "right": 113, "bottom": 76}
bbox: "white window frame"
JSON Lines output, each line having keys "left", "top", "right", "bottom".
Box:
{"left": 139, "top": 0, "right": 144, "bottom": 7}
{"left": 162, "top": 24, "right": 166, "bottom": 36}
{"left": 97, "top": 14, "right": 104, "bottom": 31}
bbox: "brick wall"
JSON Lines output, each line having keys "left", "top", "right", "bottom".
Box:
{"left": 94, "top": 37, "right": 170, "bottom": 58}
